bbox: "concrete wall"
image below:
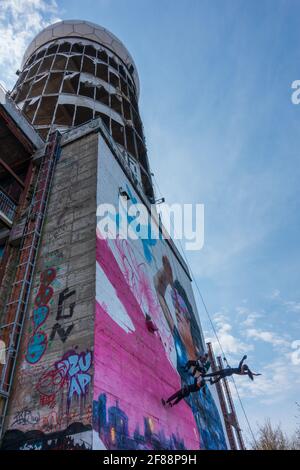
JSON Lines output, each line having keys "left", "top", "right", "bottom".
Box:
{"left": 93, "top": 135, "right": 227, "bottom": 450}
{"left": 2, "top": 124, "right": 228, "bottom": 450}
{"left": 2, "top": 132, "right": 98, "bottom": 450}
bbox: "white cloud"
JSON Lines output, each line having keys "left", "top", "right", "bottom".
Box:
{"left": 0, "top": 0, "right": 60, "bottom": 89}
{"left": 207, "top": 312, "right": 252, "bottom": 357}
{"left": 241, "top": 315, "right": 260, "bottom": 327}
{"left": 204, "top": 306, "right": 300, "bottom": 413}
{"left": 236, "top": 305, "right": 262, "bottom": 327}
{"left": 289, "top": 340, "right": 300, "bottom": 366}
{"left": 268, "top": 289, "right": 300, "bottom": 314}
{"left": 284, "top": 300, "right": 300, "bottom": 313}
{"left": 231, "top": 358, "right": 300, "bottom": 406}
{"left": 246, "top": 328, "right": 289, "bottom": 348}
{"left": 236, "top": 366, "right": 287, "bottom": 404}
{"left": 270, "top": 289, "right": 280, "bottom": 299}
{"left": 236, "top": 306, "right": 249, "bottom": 315}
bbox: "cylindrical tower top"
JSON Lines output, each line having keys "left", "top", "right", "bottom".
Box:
{"left": 21, "top": 20, "right": 140, "bottom": 97}
{"left": 11, "top": 19, "right": 154, "bottom": 200}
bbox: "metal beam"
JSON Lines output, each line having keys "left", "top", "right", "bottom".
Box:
{"left": 0, "top": 158, "right": 25, "bottom": 188}
{"left": 207, "top": 342, "right": 238, "bottom": 450}
{"left": 217, "top": 356, "right": 246, "bottom": 450}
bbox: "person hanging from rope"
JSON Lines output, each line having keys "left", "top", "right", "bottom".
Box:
{"left": 183, "top": 352, "right": 211, "bottom": 377}
{"left": 162, "top": 376, "right": 207, "bottom": 408}
{"left": 145, "top": 313, "right": 159, "bottom": 333}
{"left": 204, "top": 355, "right": 261, "bottom": 384}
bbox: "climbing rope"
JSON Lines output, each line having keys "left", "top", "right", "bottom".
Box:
{"left": 151, "top": 174, "right": 257, "bottom": 446}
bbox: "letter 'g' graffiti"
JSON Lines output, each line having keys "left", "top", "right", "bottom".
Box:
{"left": 26, "top": 268, "right": 56, "bottom": 364}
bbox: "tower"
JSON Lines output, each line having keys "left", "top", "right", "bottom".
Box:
{"left": 0, "top": 21, "right": 241, "bottom": 450}
{"left": 11, "top": 20, "right": 154, "bottom": 201}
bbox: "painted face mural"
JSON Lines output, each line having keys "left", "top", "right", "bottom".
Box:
{"left": 155, "top": 258, "right": 227, "bottom": 449}
{"left": 93, "top": 225, "right": 227, "bottom": 450}
{"left": 94, "top": 142, "right": 227, "bottom": 449}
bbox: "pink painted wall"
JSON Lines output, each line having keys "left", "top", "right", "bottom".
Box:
{"left": 93, "top": 136, "right": 227, "bottom": 450}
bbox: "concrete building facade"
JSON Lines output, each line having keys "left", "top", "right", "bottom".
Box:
{"left": 0, "top": 21, "right": 243, "bottom": 450}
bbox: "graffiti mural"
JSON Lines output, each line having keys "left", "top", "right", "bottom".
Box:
{"left": 25, "top": 264, "right": 76, "bottom": 365}
{"left": 11, "top": 408, "right": 40, "bottom": 427}
{"left": 2, "top": 246, "right": 93, "bottom": 450}
{"left": 154, "top": 257, "right": 226, "bottom": 449}
{"left": 120, "top": 184, "right": 157, "bottom": 263}
{"left": 94, "top": 234, "right": 226, "bottom": 450}
{"left": 2, "top": 345, "right": 93, "bottom": 448}
{"left": 2, "top": 423, "right": 92, "bottom": 450}
{"left": 2, "top": 136, "right": 227, "bottom": 451}
{"left": 37, "top": 349, "right": 92, "bottom": 410}
{"left": 26, "top": 267, "right": 57, "bottom": 364}
{"left": 49, "top": 287, "right": 76, "bottom": 343}
{"left": 93, "top": 393, "right": 185, "bottom": 450}
{"left": 93, "top": 141, "right": 227, "bottom": 450}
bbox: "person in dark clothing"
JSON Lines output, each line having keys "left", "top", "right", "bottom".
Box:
{"left": 145, "top": 313, "right": 158, "bottom": 333}
{"left": 183, "top": 353, "right": 211, "bottom": 377}
{"left": 204, "top": 355, "right": 261, "bottom": 384}
{"left": 162, "top": 377, "right": 206, "bottom": 407}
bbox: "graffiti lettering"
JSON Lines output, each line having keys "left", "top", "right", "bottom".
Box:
{"left": 41, "top": 411, "right": 61, "bottom": 432}
{"left": 50, "top": 323, "right": 74, "bottom": 343}
{"left": 56, "top": 287, "right": 76, "bottom": 320}
{"left": 11, "top": 408, "right": 40, "bottom": 427}
{"left": 56, "top": 351, "right": 92, "bottom": 404}
{"left": 26, "top": 268, "right": 56, "bottom": 364}
{"left": 20, "top": 442, "right": 43, "bottom": 451}
{"left": 26, "top": 332, "right": 48, "bottom": 364}
{"left": 40, "top": 394, "right": 56, "bottom": 408}
{"left": 36, "top": 350, "right": 92, "bottom": 410}
{"left": 2, "top": 423, "right": 92, "bottom": 450}
{"left": 37, "top": 362, "right": 68, "bottom": 408}
{"left": 46, "top": 287, "right": 76, "bottom": 345}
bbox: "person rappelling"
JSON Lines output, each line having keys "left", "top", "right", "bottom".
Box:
{"left": 203, "top": 355, "right": 261, "bottom": 384}
{"left": 162, "top": 376, "right": 206, "bottom": 408}
{"left": 183, "top": 352, "right": 211, "bottom": 377}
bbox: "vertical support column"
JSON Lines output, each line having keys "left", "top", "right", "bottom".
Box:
{"left": 206, "top": 342, "right": 237, "bottom": 450}
{"left": 217, "top": 356, "right": 246, "bottom": 450}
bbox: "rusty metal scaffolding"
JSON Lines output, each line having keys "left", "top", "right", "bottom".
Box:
{"left": 0, "top": 132, "right": 60, "bottom": 439}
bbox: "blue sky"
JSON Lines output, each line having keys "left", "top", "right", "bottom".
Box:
{"left": 1, "top": 0, "right": 300, "bottom": 445}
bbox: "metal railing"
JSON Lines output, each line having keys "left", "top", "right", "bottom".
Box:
{"left": 0, "top": 190, "right": 17, "bottom": 225}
